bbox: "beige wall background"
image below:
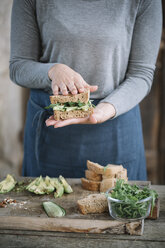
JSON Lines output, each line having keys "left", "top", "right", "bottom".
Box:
{"left": 0, "top": 0, "right": 23, "bottom": 177}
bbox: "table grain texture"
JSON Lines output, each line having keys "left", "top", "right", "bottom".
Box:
{"left": 0, "top": 178, "right": 164, "bottom": 248}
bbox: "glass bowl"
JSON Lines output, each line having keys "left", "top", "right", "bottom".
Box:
{"left": 106, "top": 187, "right": 152, "bottom": 221}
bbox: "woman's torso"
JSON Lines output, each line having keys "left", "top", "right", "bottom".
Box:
{"left": 36, "top": 0, "right": 140, "bottom": 97}
{"left": 23, "top": 89, "right": 146, "bottom": 180}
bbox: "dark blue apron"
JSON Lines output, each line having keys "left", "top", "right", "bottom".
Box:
{"left": 22, "top": 89, "right": 147, "bottom": 180}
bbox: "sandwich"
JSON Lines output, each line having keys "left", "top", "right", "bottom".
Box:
{"left": 45, "top": 89, "right": 94, "bottom": 121}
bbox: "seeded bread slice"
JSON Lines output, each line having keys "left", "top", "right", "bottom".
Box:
{"left": 77, "top": 193, "right": 108, "bottom": 215}
{"left": 86, "top": 160, "right": 104, "bottom": 174}
{"left": 54, "top": 107, "right": 93, "bottom": 121}
{"left": 81, "top": 178, "right": 100, "bottom": 191}
{"left": 102, "top": 168, "right": 127, "bottom": 180}
{"left": 50, "top": 88, "right": 90, "bottom": 104}
{"left": 85, "top": 170, "right": 102, "bottom": 182}
{"left": 102, "top": 174, "right": 115, "bottom": 180}
{"left": 103, "top": 164, "right": 123, "bottom": 176}
{"left": 100, "top": 178, "right": 117, "bottom": 192}
{"left": 116, "top": 168, "right": 127, "bottom": 180}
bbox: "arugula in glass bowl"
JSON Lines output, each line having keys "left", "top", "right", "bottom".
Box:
{"left": 106, "top": 179, "right": 158, "bottom": 221}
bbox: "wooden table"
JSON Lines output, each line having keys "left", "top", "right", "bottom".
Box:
{"left": 0, "top": 180, "right": 165, "bottom": 248}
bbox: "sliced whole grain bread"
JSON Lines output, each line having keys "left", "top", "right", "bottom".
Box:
{"left": 100, "top": 178, "right": 117, "bottom": 192}
{"left": 77, "top": 193, "right": 108, "bottom": 214}
{"left": 85, "top": 170, "right": 102, "bottom": 182}
{"left": 102, "top": 168, "right": 127, "bottom": 180}
{"left": 103, "top": 164, "right": 123, "bottom": 176}
{"left": 86, "top": 160, "right": 104, "bottom": 175}
{"left": 81, "top": 178, "right": 100, "bottom": 191}
{"left": 116, "top": 168, "right": 127, "bottom": 179}
{"left": 50, "top": 88, "right": 90, "bottom": 104}
{"left": 102, "top": 174, "right": 115, "bottom": 180}
{"left": 54, "top": 107, "right": 93, "bottom": 121}
{"left": 83, "top": 160, "right": 127, "bottom": 193}
{"left": 86, "top": 160, "right": 123, "bottom": 177}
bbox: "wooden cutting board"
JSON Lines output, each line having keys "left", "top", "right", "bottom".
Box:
{"left": 0, "top": 178, "right": 150, "bottom": 236}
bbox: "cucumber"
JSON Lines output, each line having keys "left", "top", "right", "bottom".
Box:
{"left": 43, "top": 201, "right": 66, "bottom": 217}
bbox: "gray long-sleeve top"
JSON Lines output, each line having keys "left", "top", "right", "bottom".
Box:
{"left": 10, "top": 0, "right": 162, "bottom": 117}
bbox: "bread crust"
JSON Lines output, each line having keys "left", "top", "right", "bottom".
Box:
{"left": 54, "top": 107, "right": 93, "bottom": 121}
{"left": 77, "top": 193, "right": 108, "bottom": 215}
{"left": 81, "top": 178, "right": 100, "bottom": 191}
{"left": 50, "top": 88, "right": 90, "bottom": 104}
{"left": 86, "top": 161, "right": 123, "bottom": 177}
{"left": 86, "top": 160, "right": 104, "bottom": 174}
{"left": 85, "top": 170, "right": 102, "bottom": 182}
{"left": 103, "top": 164, "right": 123, "bottom": 176}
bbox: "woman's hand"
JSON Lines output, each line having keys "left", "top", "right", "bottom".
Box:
{"left": 48, "top": 63, "right": 98, "bottom": 95}
{"left": 45, "top": 102, "right": 116, "bottom": 128}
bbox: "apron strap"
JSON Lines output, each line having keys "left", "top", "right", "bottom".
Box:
{"left": 32, "top": 107, "right": 47, "bottom": 167}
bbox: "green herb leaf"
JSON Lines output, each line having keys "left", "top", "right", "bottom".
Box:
{"left": 66, "top": 102, "right": 76, "bottom": 107}
{"left": 77, "top": 100, "right": 85, "bottom": 107}
{"left": 108, "top": 179, "right": 158, "bottom": 219}
{"left": 45, "top": 100, "right": 94, "bottom": 111}
{"left": 45, "top": 104, "right": 59, "bottom": 109}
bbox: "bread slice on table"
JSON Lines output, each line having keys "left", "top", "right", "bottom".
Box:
{"left": 103, "top": 164, "right": 123, "bottom": 177}
{"left": 81, "top": 178, "right": 100, "bottom": 191}
{"left": 116, "top": 168, "right": 127, "bottom": 180}
{"left": 102, "top": 174, "right": 115, "bottom": 180}
{"left": 77, "top": 193, "right": 108, "bottom": 215}
{"left": 102, "top": 167, "right": 127, "bottom": 180}
{"left": 85, "top": 170, "right": 102, "bottom": 182}
{"left": 50, "top": 88, "right": 90, "bottom": 104}
{"left": 100, "top": 178, "right": 117, "bottom": 192}
{"left": 86, "top": 160, "right": 104, "bottom": 174}
{"left": 87, "top": 160, "right": 123, "bottom": 177}
{"left": 54, "top": 107, "right": 93, "bottom": 121}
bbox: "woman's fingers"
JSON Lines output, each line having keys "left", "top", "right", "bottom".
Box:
{"left": 54, "top": 117, "right": 89, "bottom": 128}
{"left": 52, "top": 84, "right": 59, "bottom": 95}
{"left": 45, "top": 115, "right": 89, "bottom": 128}
{"left": 82, "top": 81, "right": 98, "bottom": 92}
{"left": 89, "top": 85, "right": 98, "bottom": 92}
{"left": 89, "top": 114, "right": 98, "bottom": 124}
{"left": 59, "top": 82, "right": 68, "bottom": 95}
{"left": 66, "top": 82, "right": 78, "bottom": 94}
{"left": 46, "top": 113, "right": 98, "bottom": 128}
{"left": 45, "top": 116, "right": 58, "bottom": 126}
{"left": 74, "top": 80, "right": 85, "bottom": 93}
{"left": 48, "top": 116, "right": 54, "bottom": 120}
{"left": 53, "top": 114, "right": 99, "bottom": 128}
{"left": 74, "top": 74, "right": 85, "bottom": 93}
{"left": 49, "top": 64, "right": 98, "bottom": 95}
